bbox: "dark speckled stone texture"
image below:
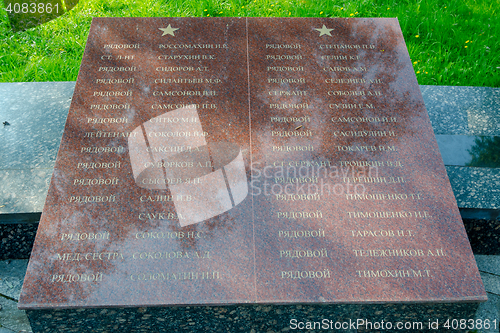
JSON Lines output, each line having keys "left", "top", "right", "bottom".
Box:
{"left": 18, "top": 17, "right": 487, "bottom": 332}
{"left": 0, "top": 220, "right": 38, "bottom": 260}
{"left": 25, "top": 302, "right": 479, "bottom": 333}
{"left": 464, "top": 218, "right": 500, "bottom": 255}
{"left": 446, "top": 166, "right": 500, "bottom": 210}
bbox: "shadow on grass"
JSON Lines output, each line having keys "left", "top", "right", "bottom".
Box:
{"left": 3, "top": 0, "right": 79, "bottom": 31}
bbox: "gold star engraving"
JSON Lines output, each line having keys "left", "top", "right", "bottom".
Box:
{"left": 159, "top": 24, "right": 179, "bottom": 36}
{"left": 314, "top": 25, "right": 334, "bottom": 37}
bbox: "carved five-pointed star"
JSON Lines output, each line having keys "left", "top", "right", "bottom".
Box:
{"left": 314, "top": 25, "right": 334, "bottom": 37}
{"left": 159, "top": 24, "right": 179, "bottom": 36}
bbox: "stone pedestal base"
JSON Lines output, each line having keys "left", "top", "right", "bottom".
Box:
{"left": 27, "top": 302, "right": 480, "bottom": 333}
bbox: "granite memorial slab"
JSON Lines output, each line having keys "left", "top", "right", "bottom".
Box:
{"left": 18, "top": 17, "right": 487, "bottom": 332}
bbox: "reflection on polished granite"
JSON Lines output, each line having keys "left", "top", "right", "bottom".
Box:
{"left": 0, "top": 82, "right": 74, "bottom": 170}
{"left": 437, "top": 135, "right": 500, "bottom": 168}
{"left": 0, "top": 82, "right": 74, "bottom": 215}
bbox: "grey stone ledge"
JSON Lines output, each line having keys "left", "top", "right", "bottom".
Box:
{"left": 421, "top": 85, "right": 500, "bottom": 136}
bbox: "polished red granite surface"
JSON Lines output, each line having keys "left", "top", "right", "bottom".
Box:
{"left": 19, "top": 17, "right": 486, "bottom": 309}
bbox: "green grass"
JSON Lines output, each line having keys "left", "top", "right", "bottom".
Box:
{"left": 0, "top": 0, "right": 498, "bottom": 86}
